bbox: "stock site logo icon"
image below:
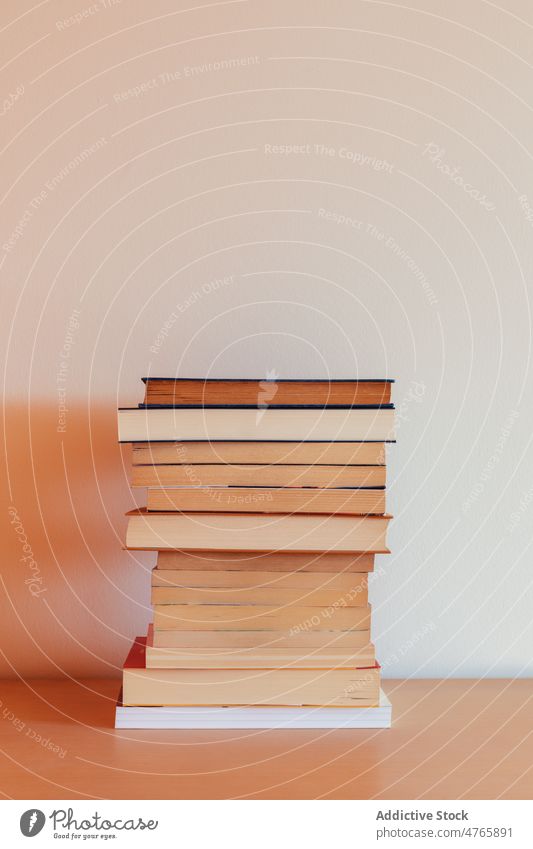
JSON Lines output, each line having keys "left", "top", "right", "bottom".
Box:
{"left": 20, "top": 809, "right": 46, "bottom": 837}
{"left": 256, "top": 369, "right": 279, "bottom": 422}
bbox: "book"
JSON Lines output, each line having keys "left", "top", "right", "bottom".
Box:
{"left": 142, "top": 377, "right": 393, "bottom": 407}
{"left": 116, "top": 375, "right": 396, "bottom": 725}
{"left": 122, "top": 637, "right": 380, "bottom": 706}
{"left": 126, "top": 509, "right": 391, "bottom": 552}
{"left": 153, "top": 603, "right": 371, "bottom": 631}
{"left": 155, "top": 550, "right": 376, "bottom": 572}
{"left": 132, "top": 440, "right": 386, "bottom": 466}
{"left": 146, "top": 486, "right": 385, "bottom": 515}
{"left": 151, "top": 567, "right": 372, "bottom": 589}
{"left": 145, "top": 625, "right": 375, "bottom": 668}
{"left": 133, "top": 464, "right": 385, "bottom": 488}
{"left": 151, "top": 626, "right": 373, "bottom": 650}
{"left": 151, "top": 583, "right": 368, "bottom": 607}
{"left": 145, "top": 646, "right": 376, "bottom": 669}
{"left": 115, "top": 690, "right": 392, "bottom": 728}
{"left": 118, "top": 407, "right": 395, "bottom": 443}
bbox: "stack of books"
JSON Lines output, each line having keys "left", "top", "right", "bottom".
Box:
{"left": 116, "top": 378, "right": 395, "bottom": 728}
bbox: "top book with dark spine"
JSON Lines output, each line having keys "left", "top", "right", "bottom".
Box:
{"left": 141, "top": 378, "right": 393, "bottom": 408}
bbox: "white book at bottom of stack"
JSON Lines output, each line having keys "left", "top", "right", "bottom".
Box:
{"left": 115, "top": 690, "right": 391, "bottom": 729}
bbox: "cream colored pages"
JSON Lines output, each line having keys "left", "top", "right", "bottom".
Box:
{"left": 118, "top": 407, "right": 396, "bottom": 442}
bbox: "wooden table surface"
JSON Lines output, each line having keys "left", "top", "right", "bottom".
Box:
{"left": 0, "top": 678, "right": 531, "bottom": 799}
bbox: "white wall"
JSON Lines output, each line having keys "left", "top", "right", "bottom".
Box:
{"left": 2, "top": 0, "right": 532, "bottom": 678}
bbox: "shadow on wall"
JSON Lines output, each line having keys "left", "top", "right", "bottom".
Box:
{"left": 1, "top": 403, "right": 153, "bottom": 679}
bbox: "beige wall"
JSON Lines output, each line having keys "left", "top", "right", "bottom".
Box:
{"left": 2, "top": 0, "right": 532, "bottom": 678}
